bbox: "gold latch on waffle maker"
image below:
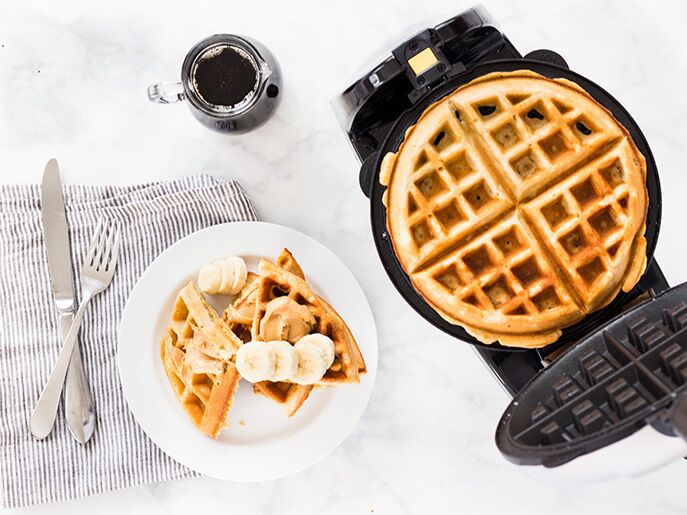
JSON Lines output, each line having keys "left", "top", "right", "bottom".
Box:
{"left": 408, "top": 47, "right": 439, "bottom": 75}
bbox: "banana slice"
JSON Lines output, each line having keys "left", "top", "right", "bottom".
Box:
{"left": 198, "top": 262, "right": 221, "bottom": 295}
{"left": 268, "top": 341, "right": 299, "bottom": 382}
{"left": 235, "top": 341, "right": 276, "bottom": 383}
{"left": 297, "top": 333, "right": 335, "bottom": 370}
{"left": 292, "top": 341, "right": 328, "bottom": 385}
{"left": 221, "top": 256, "right": 248, "bottom": 294}
{"left": 198, "top": 256, "right": 247, "bottom": 295}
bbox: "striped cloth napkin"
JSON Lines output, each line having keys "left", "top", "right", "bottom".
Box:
{"left": 0, "top": 175, "right": 258, "bottom": 508}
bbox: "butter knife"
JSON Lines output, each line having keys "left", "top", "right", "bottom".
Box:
{"left": 40, "top": 159, "right": 95, "bottom": 443}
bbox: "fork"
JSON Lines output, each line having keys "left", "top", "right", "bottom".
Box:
{"left": 30, "top": 218, "right": 120, "bottom": 440}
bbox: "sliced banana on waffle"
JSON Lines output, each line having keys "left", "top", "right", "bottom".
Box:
{"left": 297, "top": 334, "right": 335, "bottom": 369}
{"left": 235, "top": 341, "right": 277, "bottom": 383}
{"left": 235, "top": 334, "right": 336, "bottom": 385}
{"left": 269, "top": 340, "right": 299, "bottom": 381}
{"left": 292, "top": 334, "right": 335, "bottom": 385}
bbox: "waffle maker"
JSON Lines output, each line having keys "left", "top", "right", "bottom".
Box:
{"left": 333, "top": 7, "right": 687, "bottom": 480}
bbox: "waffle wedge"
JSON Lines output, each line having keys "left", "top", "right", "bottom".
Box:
{"left": 381, "top": 70, "right": 648, "bottom": 347}
{"left": 252, "top": 259, "right": 361, "bottom": 383}
{"left": 224, "top": 271, "right": 260, "bottom": 342}
{"left": 276, "top": 249, "right": 366, "bottom": 374}
{"left": 224, "top": 249, "right": 365, "bottom": 416}
{"left": 160, "top": 282, "right": 242, "bottom": 438}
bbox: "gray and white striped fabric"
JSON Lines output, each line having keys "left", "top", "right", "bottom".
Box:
{"left": 0, "top": 175, "right": 258, "bottom": 508}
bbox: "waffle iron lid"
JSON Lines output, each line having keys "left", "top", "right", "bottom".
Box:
{"left": 496, "top": 281, "right": 687, "bottom": 468}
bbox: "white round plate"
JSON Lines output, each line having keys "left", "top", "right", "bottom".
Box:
{"left": 118, "top": 221, "right": 377, "bottom": 481}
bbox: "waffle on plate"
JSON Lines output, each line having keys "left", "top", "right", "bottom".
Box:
{"left": 160, "top": 282, "right": 242, "bottom": 438}
{"left": 381, "top": 70, "right": 648, "bottom": 348}
{"left": 161, "top": 249, "right": 366, "bottom": 437}
{"left": 224, "top": 249, "right": 365, "bottom": 416}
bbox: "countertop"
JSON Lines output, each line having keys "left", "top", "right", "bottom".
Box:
{"left": 2, "top": 0, "right": 687, "bottom": 513}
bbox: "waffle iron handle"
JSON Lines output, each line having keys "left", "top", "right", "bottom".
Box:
{"left": 524, "top": 49, "right": 569, "bottom": 69}
{"left": 359, "top": 152, "right": 379, "bottom": 198}
{"left": 667, "top": 394, "right": 687, "bottom": 443}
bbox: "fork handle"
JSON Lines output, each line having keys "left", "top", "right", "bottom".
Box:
{"left": 64, "top": 342, "right": 95, "bottom": 444}
{"left": 30, "top": 295, "right": 92, "bottom": 439}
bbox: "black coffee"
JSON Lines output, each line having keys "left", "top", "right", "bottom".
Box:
{"left": 193, "top": 45, "right": 258, "bottom": 108}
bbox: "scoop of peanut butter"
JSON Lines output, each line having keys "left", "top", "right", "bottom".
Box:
{"left": 259, "top": 297, "right": 315, "bottom": 343}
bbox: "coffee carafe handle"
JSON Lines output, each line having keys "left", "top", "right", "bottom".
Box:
{"left": 147, "top": 81, "right": 185, "bottom": 104}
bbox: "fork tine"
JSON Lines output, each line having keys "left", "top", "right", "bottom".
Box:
{"left": 106, "top": 225, "right": 121, "bottom": 273}
{"left": 92, "top": 219, "right": 112, "bottom": 269}
{"left": 84, "top": 218, "right": 104, "bottom": 266}
{"left": 100, "top": 221, "right": 117, "bottom": 271}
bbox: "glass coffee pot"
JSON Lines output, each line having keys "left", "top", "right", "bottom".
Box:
{"left": 148, "top": 34, "right": 282, "bottom": 134}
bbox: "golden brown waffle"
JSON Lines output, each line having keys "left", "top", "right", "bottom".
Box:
{"left": 273, "top": 249, "right": 366, "bottom": 374}
{"left": 252, "top": 259, "right": 361, "bottom": 383}
{"left": 250, "top": 259, "right": 321, "bottom": 338}
{"left": 223, "top": 257, "right": 314, "bottom": 416}
{"left": 275, "top": 248, "right": 305, "bottom": 278}
{"left": 318, "top": 296, "right": 366, "bottom": 375}
{"left": 224, "top": 249, "right": 365, "bottom": 416}
{"left": 160, "top": 282, "right": 242, "bottom": 438}
{"left": 381, "top": 71, "right": 648, "bottom": 347}
{"left": 224, "top": 271, "right": 260, "bottom": 342}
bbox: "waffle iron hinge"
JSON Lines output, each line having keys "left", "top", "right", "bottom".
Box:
{"left": 389, "top": 6, "right": 520, "bottom": 104}
{"left": 536, "top": 260, "right": 671, "bottom": 366}
{"left": 649, "top": 392, "right": 687, "bottom": 461}
{"left": 665, "top": 393, "right": 687, "bottom": 443}
{"left": 477, "top": 261, "right": 671, "bottom": 399}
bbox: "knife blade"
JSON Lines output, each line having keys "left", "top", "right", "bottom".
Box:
{"left": 41, "top": 159, "right": 95, "bottom": 443}
{"left": 42, "top": 160, "right": 75, "bottom": 312}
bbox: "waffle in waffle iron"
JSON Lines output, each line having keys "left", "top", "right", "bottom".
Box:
{"left": 381, "top": 71, "right": 648, "bottom": 347}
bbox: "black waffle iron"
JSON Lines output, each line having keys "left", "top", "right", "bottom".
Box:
{"left": 333, "top": 7, "right": 687, "bottom": 478}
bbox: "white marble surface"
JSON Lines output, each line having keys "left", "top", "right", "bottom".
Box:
{"left": 2, "top": 0, "right": 687, "bottom": 513}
